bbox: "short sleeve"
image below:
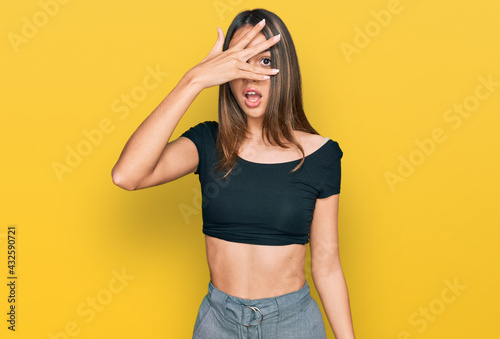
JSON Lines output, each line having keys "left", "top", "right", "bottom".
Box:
{"left": 317, "top": 142, "right": 343, "bottom": 198}
{"left": 179, "top": 120, "right": 217, "bottom": 175}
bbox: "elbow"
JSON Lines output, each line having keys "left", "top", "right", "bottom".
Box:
{"left": 311, "top": 264, "right": 327, "bottom": 281}
{"left": 311, "top": 259, "right": 343, "bottom": 281}
{"left": 111, "top": 168, "right": 137, "bottom": 191}
{"left": 312, "top": 267, "right": 340, "bottom": 284}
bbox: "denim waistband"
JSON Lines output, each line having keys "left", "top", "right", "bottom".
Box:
{"left": 207, "top": 280, "right": 312, "bottom": 327}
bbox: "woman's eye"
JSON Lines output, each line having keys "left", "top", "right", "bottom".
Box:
{"left": 261, "top": 57, "right": 271, "bottom": 67}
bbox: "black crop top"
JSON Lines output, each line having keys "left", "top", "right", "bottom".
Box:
{"left": 180, "top": 121, "right": 343, "bottom": 246}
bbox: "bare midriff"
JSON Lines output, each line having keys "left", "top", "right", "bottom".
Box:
{"left": 205, "top": 235, "right": 307, "bottom": 300}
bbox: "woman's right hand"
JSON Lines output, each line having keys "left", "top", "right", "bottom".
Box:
{"left": 187, "top": 19, "right": 281, "bottom": 91}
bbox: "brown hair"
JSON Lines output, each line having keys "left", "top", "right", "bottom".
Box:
{"left": 215, "top": 8, "right": 319, "bottom": 178}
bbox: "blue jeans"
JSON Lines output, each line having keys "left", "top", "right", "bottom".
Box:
{"left": 192, "top": 280, "right": 327, "bottom": 338}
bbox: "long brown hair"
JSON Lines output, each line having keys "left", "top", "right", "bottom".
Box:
{"left": 215, "top": 8, "right": 319, "bottom": 178}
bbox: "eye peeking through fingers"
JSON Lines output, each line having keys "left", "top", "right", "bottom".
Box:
{"left": 261, "top": 57, "right": 271, "bottom": 67}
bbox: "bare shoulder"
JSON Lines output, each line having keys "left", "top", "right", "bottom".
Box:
{"left": 293, "top": 131, "right": 327, "bottom": 153}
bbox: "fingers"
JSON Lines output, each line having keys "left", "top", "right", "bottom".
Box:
{"left": 214, "top": 26, "right": 224, "bottom": 52}
{"left": 241, "top": 33, "right": 281, "bottom": 61}
{"left": 237, "top": 70, "right": 273, "bottom": 81}
{"left": 236, "top": 60, "right": 279, "bottom": 80}
{"left": 230, "top": 19, "right": 267, "bottom": 51}
{"left": 201, "top": 26, "right": 225, "bottom": 63}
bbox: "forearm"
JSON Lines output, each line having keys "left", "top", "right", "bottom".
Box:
{"left": 313, "top": 268, "right": 355, "bottom": 339}
{"left": 111, "top": 70, "right": 203, "bottom": 188}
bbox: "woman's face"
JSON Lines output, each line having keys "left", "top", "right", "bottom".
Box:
{"left": 228, "top": 25, "right": 272, "bottom": 120}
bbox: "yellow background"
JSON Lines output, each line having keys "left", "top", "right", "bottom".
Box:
{"left": 2, "top": 0, "right": 499, "bottom": 338}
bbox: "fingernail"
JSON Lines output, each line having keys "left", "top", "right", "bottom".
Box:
{"left": 264, "top": 75, "right": 270, "bottom": 79}
{"left": 274, "top": 34, "right": 281, "bottom": 41}
{"left": 259, "top": 19, "right": 266, "bottom": 26}
{"left": 273, "top": 69, "right": 279, "bottom": 73}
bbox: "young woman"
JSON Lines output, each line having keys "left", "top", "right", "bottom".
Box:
{"left": 111, "top": 8, "right": 355, "bottom": 339}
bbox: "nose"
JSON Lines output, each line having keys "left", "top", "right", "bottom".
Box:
{"left": 244, "top": 75, "right": 264, "bottom": 83}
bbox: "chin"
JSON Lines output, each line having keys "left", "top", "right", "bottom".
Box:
{"left": 242, "top": 108, "right": 266, "bottom": 119}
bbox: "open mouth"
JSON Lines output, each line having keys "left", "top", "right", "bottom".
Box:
{"left": 244, "top": 88, "right": 262, "bottom": 108}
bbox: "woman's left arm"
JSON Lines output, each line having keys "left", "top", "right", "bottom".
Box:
{"left": 310, "top": 194, "right": 356, "bottom": 339}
